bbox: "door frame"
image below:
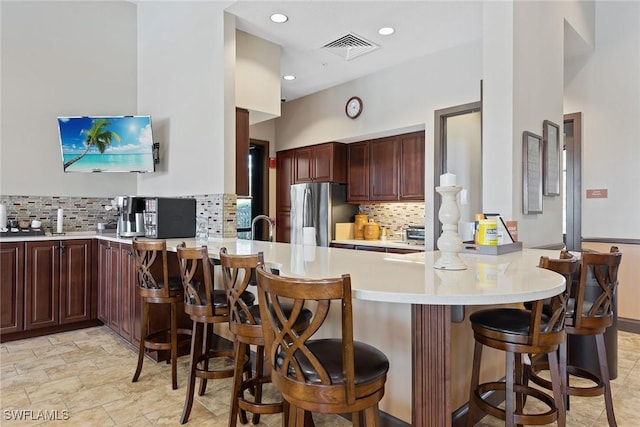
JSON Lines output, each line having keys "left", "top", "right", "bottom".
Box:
{"left": 433, "top": 101, "right": 482, "bottom": 247}
{"left": 563, "top": 112, "right": 582, "bottom": 251}
{"left": 250, "top": 138, "right": 270, "bottom": 239}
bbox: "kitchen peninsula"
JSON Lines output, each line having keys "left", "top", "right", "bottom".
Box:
{"left": 0, "top": 233, "right": 565, "bottom": 426}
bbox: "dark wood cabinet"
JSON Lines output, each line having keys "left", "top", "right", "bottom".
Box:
{"left": 399, "top": 132, "right": 425, "bottom": 200}
{"left": 118, "top": 243, "right": 135, "bottom": 342}
{"left": 59, "top": 239, "right": 92, "bottom": 325}
{"left": 276, "top": 149, "right": 295, "bottom": 214}
{"left": 295, "top": 142, "right": 347, "bottom": 184}
{"left": 24, "top": 239, "right": 93, "bottom": 331}
{"left": 25, "top": 241, "right": 60, "bottom": 330}
{"left": 0, "top": 242, "right": 24, "bottom": 334}
{"left": 98, "top": 240, "right": 136, "bottom": 341}
{"left": 276, "top": 149, "right": 296, "bottom": 243}
{"left": 370, "top": 137, "right": 400, "bottom": 201}
{"left": 347, "top": 142, "right": 370, "bottom": 202}
{"left": 236, "top": 107, "right": 250, "bottom": 196}
{"left": 347, "top": 131, "right": 425, "bottom": 202}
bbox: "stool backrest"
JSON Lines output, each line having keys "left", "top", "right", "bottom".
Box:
{"left": 219, "top": 248, "right": 262, "bottom": 336}
{"left": 132, "top": 238, "right": 170, "bottom": 299}
{"left": 573, "top": 246, "right": 622, "bottom": 330}
{"left": 176, "top": 243, "right": 218, "bottom": 319}
{"left": 536, "top": 254, "right": 580, "bottom": 341}
{"left": 256, "top": 265, "right": 358, "bottom": 405}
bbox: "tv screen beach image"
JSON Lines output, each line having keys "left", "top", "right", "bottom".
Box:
{"left": 58, "top": 116, "right": 155, "bottom": 172}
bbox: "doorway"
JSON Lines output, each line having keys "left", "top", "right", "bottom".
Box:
{"left": 249, "top": 138, "right": 270, "bottom": 240}
{"left": 433, "top": 101, "right": 482, "bottom": 247}
{"left": 563, "top": 112, "right": 582, "bottom": 251}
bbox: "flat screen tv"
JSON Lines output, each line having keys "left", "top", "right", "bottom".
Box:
{"left": 58, "top": 115, "right": 156, "bottom": 173}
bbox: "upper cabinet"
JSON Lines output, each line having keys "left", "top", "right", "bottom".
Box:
{"left": 294, "top": 142, "right": 347, "bottom": 184}
{"left": 346, "top": 141, "right": 370, "bottom": 202}
{"left": 235, "top": 107, "right": 250, "bottom": 196}
{"left": 398, "top": 132, "right": 425, "bottom": 200}
{"left": 348, "top": 131, "right": 425, "bottom": 202}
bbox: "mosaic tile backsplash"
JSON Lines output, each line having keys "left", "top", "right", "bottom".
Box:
{"left": 1, "top": 194, "right": 238, "bottom": 238}
{"left": 358, "top": 202, "right": 426, "bottom": 240}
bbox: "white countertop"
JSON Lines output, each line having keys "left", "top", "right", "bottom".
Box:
{"left": 1, "top": 233, "right": 565, "bottom": 307}
{"left": 163, "top": 238, "right": 564, "bottom": 306}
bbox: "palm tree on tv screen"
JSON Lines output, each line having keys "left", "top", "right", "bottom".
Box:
{"left": 63, "top": 118, "right": 122, "bottom": 171}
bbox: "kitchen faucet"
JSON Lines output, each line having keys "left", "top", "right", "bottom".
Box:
{"left": 251, "top": 215, "right": 274, "bottom": 242}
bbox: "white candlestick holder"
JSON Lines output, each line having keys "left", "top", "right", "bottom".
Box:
{"left": 434, "top": 185, "right": 467, "bottom": 270}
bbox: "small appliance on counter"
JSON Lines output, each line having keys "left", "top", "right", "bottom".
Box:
{"left": 143, "top": 197, "right": 196, "bottom": 239}
{"left": 405, "top": 225, "right": 425, "bottom": 244}
{"left": 116, "top": 196, "right": 146, "bottom": 237}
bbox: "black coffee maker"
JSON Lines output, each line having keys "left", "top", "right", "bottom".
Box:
{"left": 116, "top": 196, "right": 145, "bottom": 237}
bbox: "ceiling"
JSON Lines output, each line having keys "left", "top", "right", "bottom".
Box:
{"left": 225, "top": 1, "right": 484, "bottom": 101}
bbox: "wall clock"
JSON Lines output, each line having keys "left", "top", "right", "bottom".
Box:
{"left": 345, "top": 96, "right": 363, "bottom": 119}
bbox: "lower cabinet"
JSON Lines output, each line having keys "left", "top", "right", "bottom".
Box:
{"left": 1, "top": 239, "right": 93, "bottom": 340}
{"left": 98, "top": 240, "right": 136, "bottom": 342}
{"left": 25, "top": 240, "right": 93, "bottom": 330}
{"left": 0, "top": 242, "right": 24, "bottom": 334}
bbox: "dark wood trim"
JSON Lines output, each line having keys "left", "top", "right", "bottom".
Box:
{"left": 619, "top": 317, "right": 640, "bottom": 334}
{"left": 0, "top": 319, "right": 103, "bottom": 343}
{"left": 412, "top": 304, "right": 452, "bottom": 427}
{"left": 451, "top": 390, "right": 504, "bottom": 427}
{"left": 433, "top": 100, "right": 482, "bottom": 248}
{"left": 564, "top": 113, "right": 582, "bottom": 251}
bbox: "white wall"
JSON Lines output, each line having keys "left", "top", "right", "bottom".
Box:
{"left": 0, "top": 1, "right": 138, "bottom": 197}
{"left": 482, "top": 1, "right": 566, "bottom": 248}
{"left": 236, "top": 31, "right": 281, "bottom": 125}
{"left": 564, "top": 1, "right": 640, "bottom": 240}
{"left": 136, "top": 2, "right": 235, "bottom": 197}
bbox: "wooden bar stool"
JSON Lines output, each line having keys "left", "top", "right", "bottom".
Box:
{"left": 220, "top": 248, "right": 313, "bottom": 427}
{"left": 466, "top": 254, "right": 579, "bottom": 427}
{"left": 528, "top": 247, "right": 622, "bottom": 426}
{"left": 256, "top": 265, "right": 389, "bottom": 426}
{"left": 176, "top": 243, "right": 255, "bottom": 424}
{"left": 131, "top": 238, "right": 191, "bottom": 390}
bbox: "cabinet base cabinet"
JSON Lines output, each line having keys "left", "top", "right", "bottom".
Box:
{"left": 1, "top": 239, "right": 96, "bottom": 343}
{"left": 25, "top": 241, "right": 60, "bottom": 330}
{"left": 0, "top": 242, "right": 24, "bottom": 334}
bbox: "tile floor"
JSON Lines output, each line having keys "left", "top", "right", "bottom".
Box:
{"left": 1, "top": 326, "right": 639, "bottom": 426}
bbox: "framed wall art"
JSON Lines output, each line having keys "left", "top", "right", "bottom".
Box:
{"left": 523, "top": 131, "right": 543, "bottom": 214}
{"left": 543, "top": 120, "right": 561, "bottom": 196}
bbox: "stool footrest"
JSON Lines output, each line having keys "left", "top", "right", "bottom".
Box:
{"left": 474, "top": 381, "right": 559, "bottom": 426}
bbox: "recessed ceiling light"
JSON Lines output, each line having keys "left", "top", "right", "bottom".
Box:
{"left": 378, "top": 27, "right": 395, "bottom": 36}
{"left": 270, "top": 13, "right": 288, "bottom": 23}
{"left": 283, "top": 75, "right": 296, "bottom": 81}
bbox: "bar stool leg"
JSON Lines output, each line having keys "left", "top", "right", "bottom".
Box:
{"left": 198, "top": 323, "right": 212, "bottom": 396}
{"left": 251, "top": 345, "right": 265, "bottom": 424}
{"left": 515, "top": 353, "right": 524, "bottom": 427}
{"left": 466, "top": 341, "right": 483, "bottom": 427}
{"left": 181, "top": 321, "right": 202, "bottom": 424}
{"left": 229, "top": 339, "right": 247, "bottom": 427}
{"left": 132, "top": 299, "right": 149, "bottom": 383}
{"left": 171, "top": 301, "right": 178, "bottom": 390}
{"left": 505, "top": 351, "right": 515, "bottom": 427}
{"left": 548, "top": 349, "right": 565, "bottom": 427}
{"left": 559, "top": 340, "right": 569, "bottom": 411}
{"left": 596, "top": 333, "right": 617, "bottom": 427}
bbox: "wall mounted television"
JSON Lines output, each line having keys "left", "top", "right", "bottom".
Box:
{"left": 58, "top": 115, "right": 156, "bottom": 173}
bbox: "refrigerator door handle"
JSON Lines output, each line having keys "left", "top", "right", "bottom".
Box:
{"left": 302, "top": 187, "right": 310, "bottom": 227}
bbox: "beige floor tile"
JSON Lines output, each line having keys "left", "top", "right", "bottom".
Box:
{"left": 1, "top": 326, "right": 638, "bottom": 426}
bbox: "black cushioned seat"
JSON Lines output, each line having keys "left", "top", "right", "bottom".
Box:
{"left": 282, "top": 339, "right": 390, "bottom": 385}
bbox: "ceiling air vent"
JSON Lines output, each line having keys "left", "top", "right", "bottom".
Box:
{"left": 322, "top": 33, "right": 379, "bottom": 61}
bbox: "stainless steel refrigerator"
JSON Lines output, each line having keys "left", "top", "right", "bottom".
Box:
{"left": 290, "top": 183, "right": 358, "bottom": 247}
